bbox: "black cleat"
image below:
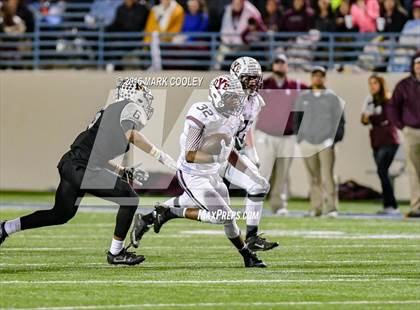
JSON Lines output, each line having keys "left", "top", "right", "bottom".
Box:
{"left": 239, "top": 247, "right": 267, "bottom": 268}
{"left": 130, "top": 214, "right": 151, "bottom": 248}
{"left": 246, "top": 234, "right": 279, "bottom": 252}
{"left": 0, "top": 221, "right": 8, "bottom": 247}
{"left": 153, "top": 204, "right": 176, "bottom": 233}
{"left": 107, "top": 248, "right": 145, "bottom": 266}
{"left": 406, "top": 210, "right": 420, "bottom": 218}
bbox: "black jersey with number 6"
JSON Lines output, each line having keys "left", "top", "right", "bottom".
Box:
{"left": 59, "top": 99, "right": 146, "bottom": 169}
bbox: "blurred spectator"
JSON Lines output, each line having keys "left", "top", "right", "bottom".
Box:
{"left": 378, "top": 0, "right": 407, "bottom": 32}
{"left": 0, "top": 0, "right": 34, "bottom": 33}
{"left": 107, "top": 0, "right": 149, "bottom": 32}
{"left": 215, "top": 0, "right": 262, "bottom": 69}
{"left": 399, "top": 1, "right": 420, "bottom": 46}
{"left": 1, "top": 2, "right": 26, "bottom": 34}
{"left": 314, "top": 0, "right": 335, "bottom": 31}
{"left": 255, "top": 53, "right": 308, "bottom": 216}
{"left": 85, "top": 0, "right": 122, "bottom": 28}
{"left": 331, "top": 0, "right": 343, "bottom": 10}
{"left": 144, "top": 0, "right": 184, "bottom": 42}
{"left": 262, "top": 0, "right": 283, "bottom": 32}
{"left": 206, "top": 0, "right": 231, "bottom": 31}
{"left": 334, "top": 0, "right": 358, "bottom": 31}
{"left": 387, "top": 53, "right": 420, "bottom": 218}
{"left": 241, "top": 16, "right": 267, "bottom": 45}
{"left": 294, "top": 67, "right": 345, "bottom": 217}
{"left": 401, "top": 0, "right": 411, "bottom": 12}
{"left": 361, "top": 75, "right": 400, "bottom": 215}
{"left": 181, "top": 0, "right": 208, "bottom": 33}
{"left": 29, "top": 0, "right": 66, "bottom": 26}
{"left": 279, "top": 0, "right": 314, "bottom": 32}
{"left": 350, "top": 0, "right": 380, "bottom": 32}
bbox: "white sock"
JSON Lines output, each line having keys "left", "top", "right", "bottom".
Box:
{"left": 245, "top": 198, "right": 263, "bottom": 227}
{"left": 4, "top": 218, "right": 21, "bottom": 236}
{"left": 109, "top": 238, "right": 124, "bottom": 255}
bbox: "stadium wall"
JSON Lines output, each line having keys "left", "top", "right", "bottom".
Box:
{"left": 0, "top": 71, "right": 410, "bottom": 199}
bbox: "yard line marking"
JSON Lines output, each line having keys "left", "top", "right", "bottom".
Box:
{"left": 0, "top": 278, "right": 415, "bottom": 285}
{"left": 3, "top": 300, "right": 420, "bottom": 310}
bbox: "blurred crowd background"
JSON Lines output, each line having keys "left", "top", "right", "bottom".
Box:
{"left": 0, "top": 0, "right": 419, "bottom": 71}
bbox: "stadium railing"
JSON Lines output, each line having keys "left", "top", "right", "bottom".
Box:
{"left": 0, "top": 20, "right": 418, "bottom": 71}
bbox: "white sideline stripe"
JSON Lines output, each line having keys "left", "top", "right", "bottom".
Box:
{"left": 0, "top": 278, "right": 413, "bottom": 285}
{"left": 3, "top": 300, "right": 420, "bottom": 310}
{"left": 181, "top": 230, "right": 420, "bottom": 239}
{"left": 2, "top": 244, "right": 420, "bottom": 251}
{"left": 1, "top": 260, "right": 419, "bottom": 267}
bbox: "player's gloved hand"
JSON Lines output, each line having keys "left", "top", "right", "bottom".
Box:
{"left": 216, "top": 140, "right": 231, "bottom": 163}
{"left": 234, "top": 136, "right": 245, "bottom": 150}
{"left": 122, "top": 165, "right": 149, "bottom": 186}
{"left": 150, "top": 146, "right": 178, "bottom": 171}
{"left": 246, "top": 168, "right": 269, "bottom": 191}
{"left": 158, "top": 152, "right": 178, "bottom": 171}
{"left": 244, "top": 147, "right": 260, "bottom": 168}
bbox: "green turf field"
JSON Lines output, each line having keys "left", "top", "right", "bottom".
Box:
{"left": 0, "top": 200, "right": 419, "bottom": 309}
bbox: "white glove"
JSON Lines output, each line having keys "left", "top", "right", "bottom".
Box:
{"left": 216, "top": 140, "right": 231, "bottom": 163}
{"left": 150, "top": 146, "right": 178, "bottom": 171}
{"left": 246, "top": 168, "right": 269, "bottom": 192}
{"left": 158, "top": 152, "right": 178, "bottom": 171}
{"left": 244, "top": 147, "right": 260, "bottom": 168}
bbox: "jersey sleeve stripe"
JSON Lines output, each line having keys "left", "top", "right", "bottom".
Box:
{"left": 186, "top": 115, "right": 205, "bottom": 129}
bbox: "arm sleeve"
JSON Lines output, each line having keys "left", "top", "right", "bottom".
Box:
{"left": 387, "top": 83, "right": 404, "bottom": 129}
{"left": 293, "top": 94, "right": 304, "bottom": 137}
{"left": 185, "top": 125, "right": 204, "bottom": 151}
{"left": 334, "top": 95, "right": 345, "bottom": 143}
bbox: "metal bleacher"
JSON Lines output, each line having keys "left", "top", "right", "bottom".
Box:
{"left": 0, "top": 2, "right": 419, "bottom": 71}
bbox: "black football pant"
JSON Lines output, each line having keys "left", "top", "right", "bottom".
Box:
{"left": 20, "top": 160, "right": 138, "bottom": 239}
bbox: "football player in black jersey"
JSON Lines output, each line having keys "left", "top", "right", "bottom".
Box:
{"left": 0, "top": 78, "right": 177, "bottom": 265}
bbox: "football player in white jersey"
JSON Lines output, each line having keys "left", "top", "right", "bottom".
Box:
{"left": 130, "top": 74, "right": 267, "bottom": 267}
{"left": 225, "top": 56, "right": 279, "bottom": 251}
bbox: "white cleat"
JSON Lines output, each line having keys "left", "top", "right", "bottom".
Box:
{"left": 275, "top": 208, "right": 289, "bottom": 217}
{"left": 323, "top": 211, "right": 338, "bottom": 218}
{"left": 377, "top": 207, "right": 400, "bottom": 215}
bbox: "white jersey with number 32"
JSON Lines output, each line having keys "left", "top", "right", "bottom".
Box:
{"left": 179, "top": 101, "right": 241, "bottom": 176}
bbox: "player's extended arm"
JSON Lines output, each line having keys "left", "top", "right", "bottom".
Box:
{"left": 244, "top": 130, "right": 260, "bottom": 167}
{"left": 228, "top": 148, "right": 267, "bottom": 187}
{"left": 125, "top": 130, "right": 177, "bottom": 170}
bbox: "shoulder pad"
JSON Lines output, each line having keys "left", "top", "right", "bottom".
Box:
{"left": 120, "top": 102, "right": 147, "bottom": 130}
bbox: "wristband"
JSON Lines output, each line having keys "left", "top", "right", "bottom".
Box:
{"left": 150, "top": 145, "right": 161, "bottom": 159}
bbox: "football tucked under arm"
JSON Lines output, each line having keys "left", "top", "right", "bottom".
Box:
{"left": 184, "top": 124, "right": 232, "bottom": 163}
{"left": 200, "top": 133, "right": 232, "bottom": 155}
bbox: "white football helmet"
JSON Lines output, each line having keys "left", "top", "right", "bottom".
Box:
{"left": 208, "top": 74, "right": 245, "bottom": 118}
{"left": 116, "top": 77, "right": 154, "bottom": 120}
{"left": 230, "top": 56, "right": 263, "bottom": 95}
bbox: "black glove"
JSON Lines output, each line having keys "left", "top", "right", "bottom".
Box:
{"left": 121, "top": 166, "right": 149, "bottom": 185}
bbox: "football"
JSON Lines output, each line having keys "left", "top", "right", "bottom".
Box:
{"left": 200, "top": 133, "right": 231, "bottom": 155}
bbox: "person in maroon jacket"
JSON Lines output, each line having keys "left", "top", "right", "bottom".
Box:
{"left": 279, "top": 0, "right": 314, "bottom": 32}
{"left": 361, "top": 75, "right": 400, "bottom": 215}
{"left": 255, "top": 53, "right": 308, "bottom": 215}
{"left": 387, "top": 53, "right": 420, "bottom": 218}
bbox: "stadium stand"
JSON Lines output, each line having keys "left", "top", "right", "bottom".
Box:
{"left": 0, "top": 0, "right": 418, "bottom": 71}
